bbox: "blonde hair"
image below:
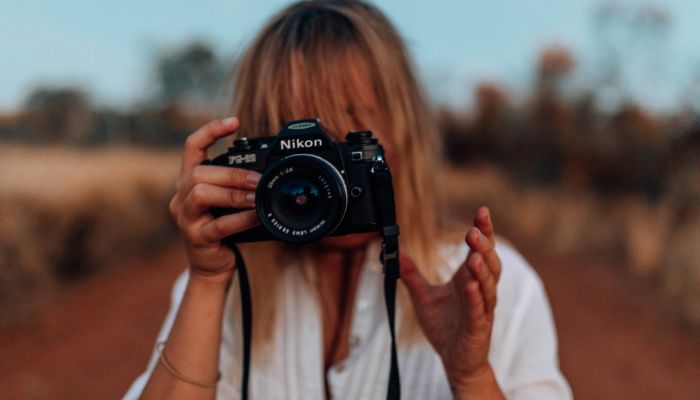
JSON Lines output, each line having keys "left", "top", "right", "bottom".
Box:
{"left": 229, "top": 0, "right": 442, "bottom": 353}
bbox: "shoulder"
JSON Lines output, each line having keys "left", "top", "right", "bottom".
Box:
{"left": 437, "top": 238, "right": 571, "bottom": 398}
{"left": 493, "top": 238, "right": 546, "bottom": 309}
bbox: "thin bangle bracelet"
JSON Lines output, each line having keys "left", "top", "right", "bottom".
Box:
{"left": 156, "top": 341, "right": 221, "bottom": 388}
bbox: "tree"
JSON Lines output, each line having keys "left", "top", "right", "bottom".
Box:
{"left": 20, "top": 86, "right": 94, "bottom": 143}
{"left": 152, "top": 41, "right": 227, "bottom": 111}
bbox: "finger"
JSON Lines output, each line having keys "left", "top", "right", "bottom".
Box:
{"left": 181, "top": 117, "right": 240, "bottom": 175}
{"left": 467, "top": 252, "right": 497, "bottom": 316}
{"left": 183, "top": 183, "right": 256, "bottom": 219}
{"left": 399, "top": 251, "right": 432, "bottom": 299}
{"left": 168, "top": 194, "right": 180, "bottom": 220}
{"left": 198, "top": 210, "right": 259, "bottom": 243}
{"left": 452, "top": 253, "right": 475, "bottom": 295}
{"left": 464, "top": 280, "right": 486, "bottom": 323}
{"left": 179, "top": 165, "right": 261, "bottom": 195}
{"left": 465, "top": 227, "right": 502, "bottom": 282}
{"left": 474, "top": 206, "right": 495, "bottom": 244}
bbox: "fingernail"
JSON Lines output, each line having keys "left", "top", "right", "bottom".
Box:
{"left": 246, "top": 172, "right": 261, "bottom": 183}
{"left": 246, "top": 192, "right": 255, "bottom": 202}
{"left": 466, "top": 228, "right": 476, "bottom": 243}
{"left": 223, "top": 116, "right": 237, "bottom": 126}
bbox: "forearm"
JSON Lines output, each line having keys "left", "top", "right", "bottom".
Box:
{"left": 141, "top": 273, "right": 231, "bottom": 400}
{"left": 450, "top": 364, "right": 505, "bottom": 400}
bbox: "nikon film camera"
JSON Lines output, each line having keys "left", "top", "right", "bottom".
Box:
{"left": 205, "top": 119, "right": 402, "bottom": 400}
{"left": 204, "top": 119, "right": 395, "bottom": 244}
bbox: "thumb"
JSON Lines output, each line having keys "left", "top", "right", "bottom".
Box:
{"left": 400, "top": 251, "right": 431, "bottom": 299}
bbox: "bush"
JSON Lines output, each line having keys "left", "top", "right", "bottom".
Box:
{"left": 0, "top": 144, "right": 180, "bottom": 326}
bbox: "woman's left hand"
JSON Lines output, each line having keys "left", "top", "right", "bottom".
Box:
{"left": 400, "top": 206, "right": 504, "bottom": 399}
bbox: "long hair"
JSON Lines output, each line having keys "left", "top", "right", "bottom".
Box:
{"left": 228, "top": 0, "right": 443, "bottom": 358}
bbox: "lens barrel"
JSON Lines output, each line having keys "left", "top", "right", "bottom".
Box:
{"left": 255, "top": 154, "right": 348, "bottom": 243}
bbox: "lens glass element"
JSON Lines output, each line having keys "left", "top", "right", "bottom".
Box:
{"left": 256, "top": 154, "right": 347, "bottom": 243}
{"left": 271, "top": 176, "right": 324, "bottom": 226}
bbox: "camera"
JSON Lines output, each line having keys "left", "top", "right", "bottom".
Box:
{"left": 204, "top": 118, "right": 394, "bottom": 244}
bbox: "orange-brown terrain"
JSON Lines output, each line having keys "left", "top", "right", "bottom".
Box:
{"left": 1, "top": 241, "right": 699, "bottom": 399}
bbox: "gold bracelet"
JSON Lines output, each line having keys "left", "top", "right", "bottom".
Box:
{"left": 155, "top": 341, "right": 221, "bottom": 388}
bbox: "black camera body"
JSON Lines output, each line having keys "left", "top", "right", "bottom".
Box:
{"left": 204, "top": 119, "right": 392, "bottom": 244}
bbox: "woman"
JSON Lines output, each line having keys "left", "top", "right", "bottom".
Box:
{"left": 125, "top": 1, "right": 571, "bottom": 399}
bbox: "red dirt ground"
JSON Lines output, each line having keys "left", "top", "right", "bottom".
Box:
{"left": 1, "top": 242, "right": 699, "bottom": 399}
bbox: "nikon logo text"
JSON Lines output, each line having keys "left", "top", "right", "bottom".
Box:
{"left": 280, "top": 138, "right": 323, "bottom": 150}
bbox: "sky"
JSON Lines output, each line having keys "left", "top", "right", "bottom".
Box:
{"left": 1, "top": 0, "right": 699, "bottom": 112}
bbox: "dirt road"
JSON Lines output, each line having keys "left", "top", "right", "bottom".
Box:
{"left": 1, "top": 242, "right": 699, "bottom": 399}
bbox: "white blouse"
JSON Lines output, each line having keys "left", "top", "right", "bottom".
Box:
{"left": 124, "top": 240, "right": 572, "bottom": 399}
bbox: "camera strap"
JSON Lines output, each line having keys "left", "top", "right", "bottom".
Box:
{"left": 230, "top": 244, "right": 252, "bottom": 399}
{"left": 370, "top": 158, "right": 401, "bottom": 400}
{"left": 229, "top": 158, "right": 401, "bottom": 400}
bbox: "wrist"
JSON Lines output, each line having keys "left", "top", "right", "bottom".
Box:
{"left": 448, "top": 364, "right": 504, "bottom": 400}
{"left": 188, "top": 267, "right": 235, "bottom": 290}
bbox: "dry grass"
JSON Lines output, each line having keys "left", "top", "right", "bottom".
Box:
{"left": 438, "top": 164, "right": 700, "bottom": 327}
{"left": 2, "top": 144, "right": 698, "bottom": 329}
{"left": 0, "top": 144, "right": 181, "bottom": 326}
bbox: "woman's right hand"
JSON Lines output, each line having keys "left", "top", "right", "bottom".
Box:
{"left": 168, "top": 116, "right": 261, "bottom": 283}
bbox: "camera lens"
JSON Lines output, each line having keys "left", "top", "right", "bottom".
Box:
{"left": 273, "top": 178, "right": 323, "bottom": 223}
{"left": 256, "top": 154, "right": 348, "bottom": 243}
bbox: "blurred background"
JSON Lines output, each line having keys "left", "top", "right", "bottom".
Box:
{"left": 1, "top": 0, "right": 699, "bottom": 398}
